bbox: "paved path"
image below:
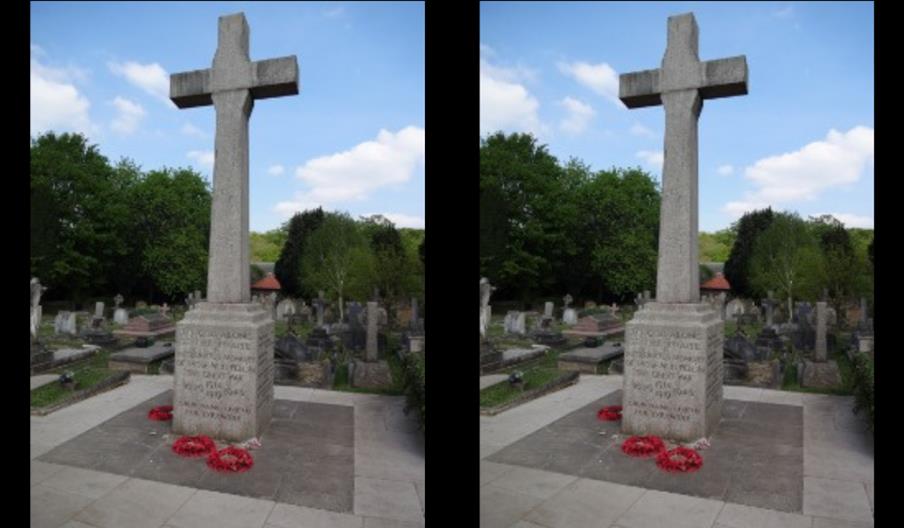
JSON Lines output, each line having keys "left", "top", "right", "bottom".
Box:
{"left": 31, "top": 375, "right": 425, "bottom": 528}
{"left": 30, "top": 374, "right": 58, "bottom": 391}
{"left": 480, "top": 375, "right": 509, "bottom": 390}
{"left": 481, "top": 374, "right": 874, "bottom": 528}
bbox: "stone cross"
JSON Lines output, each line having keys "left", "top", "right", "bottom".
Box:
{"left": 316, "top": 291, "right": 325, "bottom": 327}
{"left": 815, "top": 301, "right": 827, "bottom": 361}
{"left": 366, "top": 301, "right": 378, "bottom": 361}
{"left": 620, "top": 12, "right": 747, "bottom": 303}
{"left": 171, "top": 12, "right": 298, "bottom": 304}
{"left": 113, "top": 294, "right": 124, "bottom": 308}
{"left": 563, "top": 294, "right": 573, "bottom": 308}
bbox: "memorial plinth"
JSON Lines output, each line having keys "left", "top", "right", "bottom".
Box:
{"left": 173, "top": 302, "right": 274, "bottom": 441}
{"left": 622, "top": 302, "right": 723, "bottom": 441}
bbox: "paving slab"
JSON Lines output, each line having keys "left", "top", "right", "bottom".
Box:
{"left": 487, "top": 389, "right": 804, "bottom": 512}
{"left": 39, "top": 390, "right": 355, "bottom": 513}
{"left": 523, "top": 478, "right": 644, "bottom": 528}
{"left": 803, "top": 477, "right": 873, "bottom": 523}
{"left": 31, "top": 374, "right": 60, "bottom": 390}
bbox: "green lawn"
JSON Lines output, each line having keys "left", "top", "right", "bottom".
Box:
{"left": 480, "top": 367, "right": 562, "bottom": 408}
{"left": 31, "top": 349, "right": 119, "bottom": 409}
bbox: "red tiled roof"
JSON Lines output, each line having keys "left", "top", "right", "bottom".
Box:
{"left": 251, "top": 273, "right": 281, "bottom": 291}
{"left": 701, "top": 272, "right": 731, "bottom": 291}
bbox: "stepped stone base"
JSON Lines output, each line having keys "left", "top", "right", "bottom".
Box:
{"left": 173, "top": 302, "right": 274, "bottom": 441}
{"left": 623, "top": 302, "right": 724, "bottom": 442}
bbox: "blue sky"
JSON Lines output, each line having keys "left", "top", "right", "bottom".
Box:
{"left": 480, "top": 1, "right": 873, "bottom": 232}
{"left": 31, "top": 1, "right": 425, "bottom": 232}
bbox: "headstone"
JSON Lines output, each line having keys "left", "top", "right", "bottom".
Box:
{"left": 170, "top": 12, "right": 297, "bottom": 441}
{"left": 276, "top": 298, "right": 296, "bottom": 321}
{"left": 544, "top": 302, "right": 554, "bottom": 318}
{"left": 563, "top": 294, "right": 573, "bottom": 308}
{"left": 366, "top": 301, "right": 378, "bottom": 361}
{"left": 619, "top": 12, "right": 743, "bottom": 441}
{"left": 31, "top": 278, "right": 47, "bottom": 339}
{"left": 108, "top": 342, "right": 175, "bottom": 374}
{"left": 558, "top": 342, "right": 625, "bottom": 373}
{"left": 762, "top": 298, "right": 774, "bottom": 327}
{"left": 562, "top": 308, "right": 578, "bottom": 326}
{"left": 299, "top": 302, "right": 312, "bottom": 323}
{"left": 114, "top": 293, "right": 124, "bottom": 308}
{"left": 108, "top": 311, "right": 128, "bottom": 330}
{"left": 725, "top": 299, "right": 745, "bottom": 319}
{"left": 815, "top": 301, "right": 828, "bottom": 361}
{"left": 411, "top": 297, "right": 420, "bottom": 331}
{"left": 316, "top": 292, "right": 325, "bottom": 327}
{"left": 859, "top": 297, "right": 868, "bottom": 325}
{"left": 504, "top": 311, "right": 526, "bottom": 335}
{"left": 94, "top": 302, "right": 105, "bottom": 320}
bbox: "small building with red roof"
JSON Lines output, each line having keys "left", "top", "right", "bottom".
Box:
{"left": 701, "top": 272, "right": 731, "bottom": 294}
{"left": 251, "top": 272, "right": 281, "bottom": 296}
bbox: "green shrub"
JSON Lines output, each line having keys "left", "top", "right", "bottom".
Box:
{"left": 400, "top": 350, "right": 425, "bottom": 432}
{"left": 850, "top": 351, "right": 874, "bottom": 432}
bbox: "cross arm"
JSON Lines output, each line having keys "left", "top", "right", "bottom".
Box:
{"left": 699, "top": 56, "right": 748, "bottom": 100}
{"left": 251, "top": 56, "right": 299, "bottom": 100}
{"left": 171, "top": 68, "right": 213, "bottom": 108}
{"left": 619, "top": 68, "right": 662, "bottom": 109}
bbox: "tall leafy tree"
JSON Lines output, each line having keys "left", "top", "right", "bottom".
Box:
{"left": 31, "top": 132, "right": 127, "bottom": 302}
{"left": 274, "top": 208, "right": 324, "bottom": 298}
{"left": 126, "top": 167, "right": 211, "bottom": 301}
{"left": 299, "top": 212, "right": 372, "bottom": 320}
{"left": 724, "top": 208, "right": 775, "bottom": 298}
{"left": 749, "top": 212, "right": 821, "bottom": 316}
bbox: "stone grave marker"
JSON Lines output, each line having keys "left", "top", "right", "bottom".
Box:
{"left": 170, "top": 12, "right": 296, "bottom": 441}
{"left": 480, "top": 277, "right": 495, "bottom": 338}
{"left": 504, "top": 311, "right": 526, "bottom": 335}
{"left": 619, "top": 12, "right": 743, "bottom": 441}
{"left": 544, "top": 301, "right": 554, "bottom": 318}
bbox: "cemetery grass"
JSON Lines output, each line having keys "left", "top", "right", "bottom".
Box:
{"left": 781, "top": 336, "right": 856, "bottom": 396}
{"left": 479, "top": 367, "right": 562, "bottom": 408}
{"left": 31, "top": 349, "right": 117, "bottom": 408}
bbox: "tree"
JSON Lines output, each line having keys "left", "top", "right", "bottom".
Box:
{"left": 749, "top": 212, "right": 820, "bottom": 316}
{"left": 126, "top": 167, "right": 211, "bottom": 301}
{"left": 724, "top": 208, "right": 775, "bottom": 298}
{"left": 250, "top": 228, "right": 287, "bottom": 262}
{"left": 699, "top": 228, "right": 735, "bottom": 262}
{"left": 300, "top": 212, "right": 372, "bottom": 320}
{"left": 809, "top": 215, "right": 859, "bottom": 304}
{"left": 274, "top": 208, "right": 324, "bottom": 298}
{"left": 31, "top": 132, "right": 128, "bottom": 302}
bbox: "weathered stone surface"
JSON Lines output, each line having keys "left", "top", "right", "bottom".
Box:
{"left": 562, "top": 308, "right": 578, "bottom": 326}
{"left": 113, "top": 308, "right": 129, "bottom": 325}
{"left": 801, "top": 359, "right": 841, "bottom": 389}
{"left": 351, "top": 359, "right": 392, "bottom": 389}
{"left": 815, "top": 301, "right": 828, "bottom": 361}
{"left": 108, "top": 342, "right": 175, "bottom": 373}
{"left": 543, "top": 302, "right": 554, "bottom": 317}
{"left": 114, "top": 313, "right": 176, "bottom": 338}
{"left": 558, "top": 342, "right": 624, "bottom": 373}
{"left": 366, "top": 301, "right": 378, "bottom": 361}
{"left": 504, "top": 311, "right": 526, "bottom": 335}
{"left": 173, "top": 302, "right": 274, "bottom": 441}
{"left": 623, "top": 302, "right": 723, "bottom": 441}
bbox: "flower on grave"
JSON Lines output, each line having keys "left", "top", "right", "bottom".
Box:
{"left": 58, "top": 371, "right": 75, "bottom": 384}
{"left": 655, "top": 446, "right": 703, "bottom": 473}
{"left": 207, "top": 446, "right": 254, "bottom": 473}
{"left": 621, "top": 435, "right": 666, "bottom": 458}
{"left": 508, "top": 371, "right": 524, "bottom": 385}
{"left": 597, "top": 405, "right": 623, "bottom": 421}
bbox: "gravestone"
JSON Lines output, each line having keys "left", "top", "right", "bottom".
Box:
{"left": 544, "top": 301, "right": 554, "bottom": 318}
{"left": 276, "top": 298, "right": 296, "bottom": 321}
{"left": 620, "top": 12, "right": 742, "bottom": 441}
{"left": 365, "top": 301, "right": 378, "bottom": 361}
{"left": 113, "top": 293, "right": 124, "bottom": 308}
{"left": 315, "top": 292, "right": 325, "bottom": 327}
{"left": 54, "top": 311, "right": 77, "bottom": 336}
{"left": 558, "top": 342, "right": 625, "bottom": 374}
{"left": 31, "top": 277, "right": 47, "bottom": 339}
{"left": 298, "top": 302, "right": 312, "bottom": 323}
{"left": 113, "top": 308, "right": 129, "bottom": 325}
{"left": 815, "top": 301, "right": 827, "bottom": 361}
{"left": 562, "top": 308, "right": 578, "bottom": 325}
{"left": 109, "top": 342, "right": 175, "bottom": 374}
{"left": 504, "top": 311, "right": 526, "bottom": 335}
{"left": 170, "top": 12, "right": 296, "bottom": 441}
{"left": 480, "top": 278, "right": 495, "bottom": 338}
{"left": 859, "top": 297, "right": 868, "bottom": 326}
{"left": 725, "top": 298, "right": 745, "bottom": 320}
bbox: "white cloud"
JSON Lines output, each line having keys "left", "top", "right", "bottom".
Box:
{"left": 367, "top": 213, "right": 425, "bottom": 229}
{"left": 108, "top": 61, "right": 174, "bottom": 107}
{"left": 773, "top": 5, "right": 794, "bottom": 19}
{"left": 630, "top": 123, "right": 656, "bottom": 138}
{"left": 109, "top": 97, "right": 146, "bottom": 135}
{"left": 717, "top": 164, "right": 734, "bottom": 176}
{"left": 480, "top": 45, "right": 544, "bottom": 137}
{"left": 30, "top": 46, "right": 96, "bottom": 137}
{"left": 267, "top": 164, "right": 285, "bottom": 176}
{"left": 323, "top": 7, "right": 345, "bottom": 17}
{"left": 558, "top": 61, "right": 623, "bottom": 107}
{"left": 274, "top": 126, "right": 425, "bottom": 217}
{"left": 722, "top": 126, "right": 874, "bottom": 219}
{"left": 559, "top": 97, "right": 595, "bottom": 135}
{"left": 187, "top": 150, "right": 214, "bottom": 168}
{"left": 180, "top": 122, "right": 207, "bottom": 138}
{"left": 636, "top": 150, "right": 664, "bottom": 170}
{"left": 813, "top": 213, "right": 873, "bottom": 229}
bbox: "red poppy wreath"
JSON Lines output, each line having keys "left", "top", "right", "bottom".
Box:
{"left": 172, "top": 435, "right": 216, "bottom": 457}
{"left": 656, "top": 446, "right": 703, "bottom": 473}
{"left": 621, "top": 435, "right": 666, "bottom": 458}
{"left": 597, "top": 405, "right": 623, "bottom": 421}
{"left": 207, "top": 446, "right": 254, "bottom": 473}
{"left": 148, "top": 405, "right": 173, "bottom": 421}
